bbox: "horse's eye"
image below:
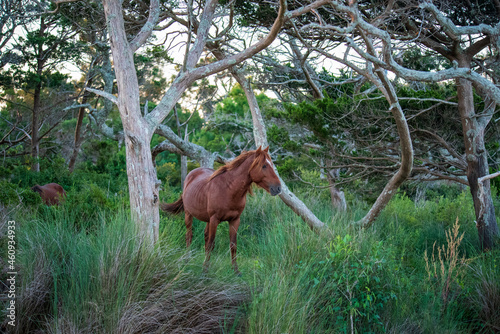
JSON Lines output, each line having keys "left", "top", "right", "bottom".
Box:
{"left": 263, "top": 164, "right": 267, "bottom": 169}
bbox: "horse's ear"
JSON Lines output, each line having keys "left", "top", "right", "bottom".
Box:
{"left": 256, "top": 146, "right": 262, "bottom": 153}
{"left": 264, "top": 146, "right": 269, "bottom": 153}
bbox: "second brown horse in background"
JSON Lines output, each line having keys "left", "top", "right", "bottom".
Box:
{"left": 161, "top": 146, "right": 281, "bottom": 274}
{"left": 31, "top": 183, "right": 66, "bottom": 205}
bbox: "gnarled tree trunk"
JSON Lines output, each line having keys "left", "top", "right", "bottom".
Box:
{"left": 457, "top": 75, "right": 499, "bottom": 249}
{"left": 103, "top": 0, "right": 160, "bottom": 242}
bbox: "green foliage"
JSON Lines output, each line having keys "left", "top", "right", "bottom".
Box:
{"left": 229, "top": 0, "right": 278, "bottom": 27}
{"left": 304, "top": 235, "right": 396, "bottom": 333}
{"left": 463, "top": 253, "right": 500, "bottom": 333}
{"left": 1, "top": 176, "right": 499, "bottom": 332}
{"left": 215, "top": 85, "right": 250, "bottom": 118}
{"left": 191, "top": 128, "right": 232, "bottom": 153}
{"left": 156, "top": 161, "right": 181, "bottom": 187}
{"left": 267, "top": 124, "right": 300, "bottom": 151}
{"left": 0, "top": 180, "right": 21, "bottom": 206}
{"left": 400, "top": 48, "right": 451, "bottom": 72}
{"left": 268, "top": 76, "right": 500, "bottom": 204}
{"left": 134, "top": 47, "right": 170, "bottom": 102}
{"left": 435, "top": 192, "right": 475, "bottom": 227}
{"left": 6, "top": 156, "right": 72, "bottom": 189}
{"left": 0, "top": 180, "right": 41, "bottom": 206}
{"left": 0, "top": 150, "right": 129, "bottom": 220}
{"left": 78, "top": 139, "right": 128, "bottom": 191}
{"left": 4, "top": 16, "right": 85, "bottom": 91}
{"left": 61, "top": 183, "right": 122, "bottom": 230}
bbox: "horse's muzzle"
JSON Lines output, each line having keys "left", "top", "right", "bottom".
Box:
{"left": 270, "top": 184, "right": 282, "bottom": 196}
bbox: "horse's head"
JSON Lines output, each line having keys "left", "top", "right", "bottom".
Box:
{"left": 31, "top": 185, "right": 43, "bottom": 194}
{"left": 250, "top": 146, "right": 282, "bottom": 196}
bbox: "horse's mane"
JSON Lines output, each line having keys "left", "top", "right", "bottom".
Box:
{"left": 209, "top": 149, "right": 269, "bottom": 181}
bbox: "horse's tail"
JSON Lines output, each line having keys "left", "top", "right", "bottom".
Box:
{"left": 160, "top": 197, "right": 184, "bottom": 215}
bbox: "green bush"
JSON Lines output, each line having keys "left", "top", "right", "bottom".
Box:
{"left": 436, "top": 191, "right": 475, "bottom": 228}
{"left": 60, "top": 183, "right": 123, "bottom": 231}
{"left": 0, "top": 180, "right": 42, "bottom": 207}
{"left": 301, "top": 235, "right": 397, "bottom": 333}
{"left": 8, "top": 156, "right": 73, "bottom": 190}
{"left": 0, "top": 181, "right": 20, "bottom": 206}
{"left": 157, "top": 161, "right": 181, "bottom": 187}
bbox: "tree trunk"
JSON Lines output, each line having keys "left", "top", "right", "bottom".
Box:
{"left": 327, "top": 169, "right": 346, "bottom": 211}
{"left": 124, "top": 127, "right": 160, "bottom": 242}
{"left": 174, "top": 107, "right": 188, "bottom": 188}
{"left": 457, "top": 76, "right": 499, "bottom": 249}
{"left": 68, "top": 104, "right": 85, "bottom": 173}
{"left": 354, "top": 101, "right": 413, "bottom": 227}
{"left": 31, "top": 17, "right": 46, "bottom": 173}
{"left": 103, "top": 0, "right": 160, "bottom": 242}
{"left": 68, "top": 78, "right": 93, "bottom": 172}
{"left": 180, "top": 155, "right": 187, "bottom": 189}
{"left": 31, "top": 82, "right": 41, "bottom": 172}
{"left": 352, "top": 53, "right": 413, "bottom": 228}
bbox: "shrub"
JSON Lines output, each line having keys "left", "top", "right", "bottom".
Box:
{"left": 435, "top": 192, "right": 475, "bottom": 228}
{"left": 157, "top": 161, "right": 181, "bottom": 187}
{"left": 0, "top": 181, "right": 21, "bottom": 206}
{"left": 60, "top": 183, "right": 122, "bottom": 231}
{"left": 0, "top": 181, "right": 42, "bottom": 207}
{"left": 302, "top": 234, "right": 397, "bottom": 333}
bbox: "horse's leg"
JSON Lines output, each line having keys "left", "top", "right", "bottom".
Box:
{"left": 204, "top": 222, "right": 209, "bottom": 245}
{"left": 229, "top": 217, "right": 241, "bottom": 275}
{"left": 204, "top": 216, "right": 219, "bottom": 271}
{"left": 185, "top": 212, "right": 193, "bottom": 248}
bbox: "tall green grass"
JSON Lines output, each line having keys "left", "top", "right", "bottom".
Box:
{"left": 1, "top": 205, "right": 247, "bottom": 333}
{"left": 167, "top": 188, "right": 498, "bottom": 333}
{"left": 1, "top": 187, "right": 499, "bottom": 333}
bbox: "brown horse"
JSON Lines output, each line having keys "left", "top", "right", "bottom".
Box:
{"left": 31, "top": 183, "right": 66, "bottom": 205}
{"left": 161, "top": 146, "right": 281, "bottom": 274}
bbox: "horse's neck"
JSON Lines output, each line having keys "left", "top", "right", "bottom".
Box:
{"left": 221, "top": 158, "right": 253, "bottom": 198}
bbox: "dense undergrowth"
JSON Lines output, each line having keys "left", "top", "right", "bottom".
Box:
{"left": 1, "top": 166, "right": 500, "bottom": 333}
